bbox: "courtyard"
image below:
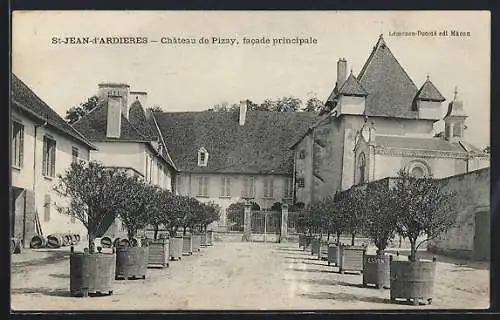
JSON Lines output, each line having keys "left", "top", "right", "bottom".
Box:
{"left": 11, "top": 238, "right": 489, "bottom": 311}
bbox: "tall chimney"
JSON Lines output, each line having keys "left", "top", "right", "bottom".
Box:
{"left": 106, "top": 95, "right": 122, "bottom": 138}
{"left": 337, "top": 58, "right": 347, "bottom": 89}
{"left": 97, "top": 83, "right": 130, "bottom": 119}
{"left": 239, "top": 100, "right": 247, "bottom": 126}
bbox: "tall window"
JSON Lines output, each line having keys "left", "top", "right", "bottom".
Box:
{"left": 12, "top": 121, "right": 24, "bottom": 168}
{"left": 263, "top": 178, "right": 274, "bottom": 198}
{"left": 197, "top": 176, "right": 209, "bottom": 197}
{"left": 358, "top": 152, "right": 366, "bottom": 184}
{"left": 242, "top": 176, "right": 255, "bottom": 198}
{"left": 283, "top": 178, "right": 293, "bottom": 199}
{"left": 198, "top": 147, "right": 209, "bottom": 167}
{"left": 220, "top": 176, "right": 231, "bottom": 197}
{"left": 42, "top": 136, "right": 56, "bottom": 177}
{"left": 72, "top": 147, "right": 79, "bottom": 164}
{"left": 296, "top": 178, "right": 305, "bottom": 188}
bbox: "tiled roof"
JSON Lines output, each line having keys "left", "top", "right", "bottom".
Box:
{"left": 415, "top": 78, "right": 446, "bottom": 102}
{"left": 338, "top": 72, "right": 368, "bottom": 96}
{"left": 72, "top": 101, "right": 148, "bottom": 142}
{"left": 153, "top": 110, "right": 319, "bottom": 174}
{"left": 375, "top": 135, "right": 469, "bottom": 153}
{"left": 357, "top": 36, "right": 420, "bottom": 118}
{"left": 11, "top": 74, "right": 97, "bottom": 150}
{"left": 128, "top": 100, "right": 158, "bottom": 140}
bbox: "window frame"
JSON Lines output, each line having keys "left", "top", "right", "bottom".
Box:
{"left": 242, "top": 176, "right": 255, "bottom": 198}
{"left": 197, "top": 176, "right": 209, "bottom": 197}
{"left": 12, "top": 121, "right": 24, "bottom": 169}
{"left": 71, "top": 146, "right": 79, "bottom": 164}
{"left": 297, "top": 177, "right": 305, "bottom": 188}
{"left": 263, "top": 177, "right": 274, "bottom": 199}
{"left": 220, "top": 176, "right": 231, "bottom": 198}
{"left": 42, "top": 135, "right": 56, "bottom": 178}
{"left": 283, "top": 178, "right": 293, "bottom": 199}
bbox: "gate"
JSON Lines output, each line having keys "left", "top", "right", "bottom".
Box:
{"left": 286, "top": 210, "right": 301, "bottom": 236}
{"left": 250, "top": 210, "right": 280, "bottom": 242}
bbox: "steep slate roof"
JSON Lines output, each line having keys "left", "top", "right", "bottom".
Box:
{"left": 11, "top": 74, "right": 97, "bottom": 150}
{"left": 375, "top": 135, "right": 470, "bottom": 153}
{"left": 128, "top": 100, "right": 158, "bottom": 140}
{"left": 154, "top": 110, "right": 319, "bottom": 174}
{"left": 415, "top": 78, "right": 446, "bottom": 102}
{"left": 356, "top": 35, "right": 420, "bottom": 118}
{"left": 338, "top": 72, "right": 368, "bottom": 96}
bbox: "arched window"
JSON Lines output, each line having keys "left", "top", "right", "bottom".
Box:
{"left": 407, "top": 160, "right": 431, "bottom": 178}
{"left": 358, "top": 152, "right": 366, "bottom": 184}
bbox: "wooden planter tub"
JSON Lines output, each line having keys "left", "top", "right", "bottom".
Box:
{"left": 70, "top": 249, "right": 116, "bottom": 297}
{"left": 390, "top": 258, "right": 437, "bottom": 305}
{"left": 363, "top": 254, "right": 390, "bottom": 289}
{"left": 298, "top": 235, "right": 305, "bottom": 248}
{"left": 200, "top": 233, "right": 208, "bottom": 247}
{"left": 147, "top": 239, "right": 169, "bottom": 268}
{"left": 327, "top": 245, "right": 339, "bottom": 266}
{"left": 169, "top": 237, "right": 183, "bottom": 261}
{"left": 207, "top": 231, "right": 214, "bottom": 246}
{"left": 304, "top": 235, "right": 313, "bottom": 251}
{"left": 319, "top": 242, "right": 329, "bottom": 260}
{"left": 192, "top": 234, "right": 202, "bottom": 252}
{"left": 115, "top": 246, "right": 148, "bottom": 280}
{"left": 339, "top": 245, "right": 366, "bottom": 274}
{"left": 47, "top": 234, "right": 64, "bottom": 248}
{"left": 311, "top": 238, "right": 321, "bottom": 256}
{"left": 182, "top": 236, "right": 193, "bottom": 255}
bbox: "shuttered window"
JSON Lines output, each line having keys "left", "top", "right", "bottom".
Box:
{"left": 197, "top": 176, "right": 209, "bottom": 197}
{"left": 12, "top": 121, "right": 24, "bottom": 168}
{"left": 263, "top": 178, "right": 274, "bottom": 198}
{"left": 283, "top": 178, "right": 293, "bottom": 199}
{"left": 242, "top": 176, "right": 255, "bottom": 198}
{"left": 72, "top": 147, "right": 79, "bottom": 164}
{"left": 42, "top": 136, "right": 56, "bottom": 177}
{"left": 220, "top": 177, "right": 231, "bottom": 197}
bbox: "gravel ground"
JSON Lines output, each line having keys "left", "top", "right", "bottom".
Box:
{"left": 10, "top": 240, "right": 489, "bottom": 310}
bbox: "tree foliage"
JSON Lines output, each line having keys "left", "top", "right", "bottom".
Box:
{"left": 302, "top": 97, "right": 325, "bottom": 113}
{"left": 53, "top": 161, "right": 131, "bottom": 253}
{"left": 226, "top": 201, "right": 259, "bottom": 231}
{"left": 364, "top": 181, "right": 399, "bottom": 253}
{"left": 65, "top": 95, "right": 99, "bottom": 124}
{"left": 392, "top": 169, "right": 461, "bottom": 261}
{"left": 208, "top": 96, "right": 306, "bottom": 113}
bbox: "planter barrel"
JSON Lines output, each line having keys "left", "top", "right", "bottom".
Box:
{"left": 47, "top": 234, "right": 64, "bottom": 248}
{"left": 200, "top": 233, "right": 208, "bottom": 247}
{"left": 319, "top": 242, "right": 329, "bottom": 260}
{"left": 30, "top": 235, "right": 47, "bottom": 249}
{"left": 327, "top": 244, "right": 339, "bottom": 266}
{"left": 311, "top": 238, "right": 321, "bottom": 256}
{"left": 147, "top": 239, "right": 169, "bottom": 268}
{"left": 70, "top": 250, "right": 116, "bottom": 297}
{"left": 363, "top": 254, "right": 390, "bottom": 289}
{"left": 207, "top": 231, "right": 214, "bottom": 246}
{"left": 192, "top": 234, "right": 202, "bottom": 252}
{"left": 182, "top": 236, "right": 193, "bottom": 255}
{"left": 169, "top": 237, "right": 183, "bottom": 261}
{"left": 115, "top": 246, "right": 148, "bottom": 280}
{"left": 390, "top": 259, "right": 436, "bottom": 305}
{"left": 339, "top": 245, "right": 366, "bottom": 274}
{"left": 100, "top": 236, "right": 113, "bottom": 248}
{"left": 63, "top": 234, "right": 73, "bottom": 246}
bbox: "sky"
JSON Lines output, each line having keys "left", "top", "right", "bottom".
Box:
{"left": 12, "top": 11, "right": 490, "bottom": 149}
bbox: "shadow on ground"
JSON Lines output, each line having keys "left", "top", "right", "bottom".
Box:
{"left": 386, "top": 249, "right": 489, "bottom": 270}
{"left": 286, "top": 267, "right": 338, "bottom": 274}
{"left": 299, "top": 291, "right": 388, "bottom": 304}
{"left": 11, "top": 250, "right": 70, "bottom": 269}
{"left": 11, "top": 287, "right": 72, "bottom": 297}
{"left": 49, "top": 273, "right": 70, "bottom": 279}
{"left": 287, "top": 277, "right": 365, "bottom": 288}
{"left": 284, "top": 256, "right": 322, "bottom": 262}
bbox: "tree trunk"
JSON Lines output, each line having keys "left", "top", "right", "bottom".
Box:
{"left": 153, "top": 225, "right": 159, "bottom": 240}
{"left": 336, "top": 231, "right": 341, "bottom": 246}
{"left": 351, "top": 233, "right": 355, "bottom": 246}
{"left": 409, "top": 238, "right": 417, "bottom": 262}
{"left": 183, "top": 227, "right": 187, "bottom": 236}
{"left": 88, "top": 233, "right": 95, "bottom": 254}
{"left": 327, "top": 232, "right": 330, "bottom": 242}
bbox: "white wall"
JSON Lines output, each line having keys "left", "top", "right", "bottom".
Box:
{"left": 11, "top": 110, "right": 91, "bottom": 237}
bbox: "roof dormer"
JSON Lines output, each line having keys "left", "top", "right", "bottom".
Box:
{"left": 414, "top": 75, "right": 445, "bottom": 121}
{"left": 198, "top": 147, "right": 209, "bottom": 167}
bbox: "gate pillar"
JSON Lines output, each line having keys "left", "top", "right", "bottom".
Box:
{"left": 281, "top": 204, "right": 289, "bottom": 242}
{"left": 242, "top": 203, "right": 252, "bottom": 242}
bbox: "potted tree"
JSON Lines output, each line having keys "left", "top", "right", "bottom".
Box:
{"left": 114, "top": 176, "right": 153, "bottom": 280}
{"left": 168, "top": 195, "right": 185, "bottom": 261}
{"left": 362, "top": 181, "right": 399, "bottom": 289}
{"left": 325, "top": 194, "right": 348, "bottom": 267}
{"left": 203, "top": 201, "right": 221, "bottom": 246}
{"left": 146, "top": 189, "right": 172, "bottom": 268}
{"left": 181, "top": 197, "right": 202, "bottom": 255}
{"left": 389, "top": 169, "right": 460, "bottom": 305}
{"left": 337, "top": 188, "right": 367, "bottom": 274}
{"left": 54, "top": 162, "right": 129, "bottom": 297}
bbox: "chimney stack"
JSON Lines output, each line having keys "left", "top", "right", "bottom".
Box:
{"left": 239, "top": 100, "right": 248, "bottom": 126}
{"left": 337, "top": 58, "right": 347, "bottom": 89}
{"left": 130, "top": 91, "right": 148, "bottom": 109}
{"left": 106, "top": 95, "right": 122, "bottom": 138}
{"left": 97, "top": 83, "right": 130, "bottom": 119}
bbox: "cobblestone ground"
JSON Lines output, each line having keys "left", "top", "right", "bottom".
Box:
{"left": 11, "top": 239, "right": 489, "bottom": 310}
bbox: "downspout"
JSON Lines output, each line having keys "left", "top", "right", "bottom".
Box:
{"left": 33, "top": 121, "right": 48, "bottom": 237}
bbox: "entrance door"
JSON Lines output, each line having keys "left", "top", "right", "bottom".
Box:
{"left": 473, "top": 209, "right": 490, "bottom": 261}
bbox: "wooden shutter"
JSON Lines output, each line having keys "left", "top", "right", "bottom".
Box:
{"left": 19, "top": 126, "right": 24, "bottom": 167}
{"left": 269, "top": 179, "right": 274, "bottom": 198}
{"left": 42, "top": 137, "right": 47, "bottom": 176}
{"left": 50, "top": 140, "right": 56, "bottom": 177}
{"left": 203, "top": 177, "right": 209, "bottom": 196}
